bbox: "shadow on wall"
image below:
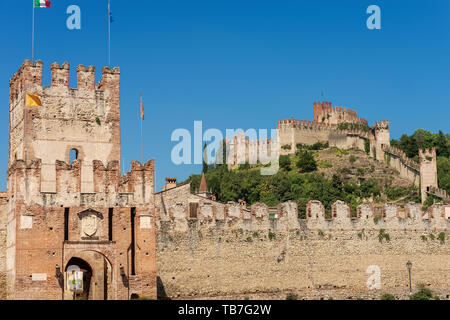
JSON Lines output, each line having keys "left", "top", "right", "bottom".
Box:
{"left": 157, "top": 276, "right": 170, "bottom": 300}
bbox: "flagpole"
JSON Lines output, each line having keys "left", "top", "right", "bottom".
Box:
{"left": 108, "top": 0, "right": 111, "bottom": 67}
{"left": 32, "top": 0, "right": 35, "bottom": 63}
{"left": 140, "top": 93, "right": 143, "bottom": 163}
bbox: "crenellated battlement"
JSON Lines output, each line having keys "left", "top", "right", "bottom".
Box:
{"left": 312, "top": 101, "right": 368, "bottom": 126}
{"left": 277, "top": 118, "right": 370, "bottom": 139}
{"left": 9, "top": 60, "right": 120, "bottom": 105}
{"left": 225, "top": 133, "right": 278, "bottom": 168}
{"left": 156, "top": 194, "right": 449, "bottom": 233}
{"left": 8, "top": 60, "right": 122, "bottom": 188}
{"left": 277, "top": 118, "right": 337, "bottom": 130}
{"left": 419, "top": 147, "right": 437, "bottom": 161}
{"left": 382, "top": 145, "right": 420, "bottom": 171}
{"left": 76, "top": 65, "right": 96, "bottom": 90}
{"left": 6, "top": 158, "right": 155, "bottom": 208}
{"left": 375, "top": 120, "right": 389, "bottom": 130}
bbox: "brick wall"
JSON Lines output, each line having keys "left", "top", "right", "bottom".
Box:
{"left": 2, "top": 61, "right": 157, "bottom": 300}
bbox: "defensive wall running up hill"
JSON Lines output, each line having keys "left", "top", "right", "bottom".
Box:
{"left": 225, "top": 101, "right": 449, "bottom": 204}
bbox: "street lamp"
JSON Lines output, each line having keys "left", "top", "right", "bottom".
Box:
{"left": 406, "top": 261, "right": 412, "bottom": 295}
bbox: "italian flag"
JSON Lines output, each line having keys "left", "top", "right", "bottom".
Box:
{"left": 34, "top": 0, "right": 51, "bottom": 8}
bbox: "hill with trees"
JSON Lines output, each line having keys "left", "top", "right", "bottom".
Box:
{"left": 183, "top": 129, "right": 449, "bottom": 218}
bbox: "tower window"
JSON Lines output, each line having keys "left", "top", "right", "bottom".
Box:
{"left": 130, "top": 208, "right": 136, "bottom": 275}
{"left": 108, "top": 208, "right": 113, "bottom": 241}
{"left": 69, "top": 149, "right": 78, "bottom": 163}
{"left": 64, "top": 208, "right": 69, "bottom": 241}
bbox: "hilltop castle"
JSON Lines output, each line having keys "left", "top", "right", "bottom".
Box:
{"left": 225, "top": 101, "right": 449, "bottom": 204}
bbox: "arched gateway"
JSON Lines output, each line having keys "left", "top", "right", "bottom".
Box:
{"left": 3, "top": 60, "right": 157, "bottom": 300}
{"left": 64, "top": 251, "right": 113, "bottom": 300}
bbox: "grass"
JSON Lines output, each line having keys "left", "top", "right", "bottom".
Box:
{"left": 378, "top": 229, "right": 390, "bottom": 243}
{"left": 437, "top": 232, "right": 445, "bottom": 244}
{"left": 286, "top": 293, "right": 298, "bottom": 300}
{"left": 380, "top": 293, "right": 395, "bottom": 300}
{"left": 318, "top": 162, "right": 333, "bottom": 169}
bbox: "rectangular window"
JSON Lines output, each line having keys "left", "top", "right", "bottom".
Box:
{"left": 130, "top": 207, "right": 136, "bottom": 276}
{"left": 64, "top": 208, "right": 69, "bottom": 241}
{"left": 189, "top": 202, "right": 198, "bottom": 219}
{"left": 108, "top": 208, "right": 113, "bottom": 241}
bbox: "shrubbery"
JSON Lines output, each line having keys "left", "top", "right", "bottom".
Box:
{"left": 410, "top": 283, "right": 440, "bottom": 300}
{"left": 279, "top": 155, "right": 291, "bottom": 171}
{"left": 296, "top": 150, "right": 317, "bottom": 173}
{"left": 380, "top": 293, "right": 395, "bottom": 300}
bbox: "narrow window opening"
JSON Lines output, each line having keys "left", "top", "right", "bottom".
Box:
{"left": 69, "top": 149, "right": 78, "bottom": 164}
{"left": 64, "top": 208, "right": 69, "bottom": 241}
{"left": 108, "top": 208, "right": 113, "bottom": 241}
{"left": 130, "top": 207, "right": 136, "bottom": 275}
{"left": 189, "top": 203, "right": 198, "bottom": 219}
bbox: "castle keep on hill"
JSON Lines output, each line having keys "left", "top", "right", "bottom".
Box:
{"left": 226, "top": 101, "right": 449, "bottom": 204}
{"left": 0, "top": 60, "right": 157, "bottom": 300}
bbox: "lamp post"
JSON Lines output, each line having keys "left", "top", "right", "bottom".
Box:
{"left": 406, "top": 261, "right": 412, "bottom": 296}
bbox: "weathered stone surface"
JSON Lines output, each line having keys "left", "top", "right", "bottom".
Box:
{"left": 0, "top": 61, "right": 157, "bottom": 300}
{"left": 155, "top": 184, "right": 449, "bottom": 300}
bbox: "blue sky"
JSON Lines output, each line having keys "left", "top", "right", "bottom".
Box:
{"left": 1, "top": 0, "right": 449, "bottom": 191}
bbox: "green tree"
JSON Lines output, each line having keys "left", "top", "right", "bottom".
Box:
{"left": 279, "top": 155, "right": 291, "bottom": 171}
{"left": 437, "top": 156, "right": 450, "bottom": 194}
{"left": 436, "top": 130, "right": 450, "bottom": 158}
{"left": 202, "top": 143, "right": 208, "bottom": 174}
{"left": 296, "top": 150, "right": 317, "bottom": 173}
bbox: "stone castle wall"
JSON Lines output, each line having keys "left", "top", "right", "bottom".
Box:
{"left": 155, "top": 185, "right": 449, "bottom": 299}
{"left": 226, "top": 112, "right": 425, "bottom": 195}
{"left": 0, "top": 193, "right": 7, "bottom": 300}
{"left": 157, "top": 229, "right": 449, "bottom": 300}
{"left": 382, "top": 145, "right": 420, "bottom": 186}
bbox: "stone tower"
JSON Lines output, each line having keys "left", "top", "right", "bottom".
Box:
{"left": 9, "top": 60, "right": 121, "bottom": 193}
{"left": 419, "top": 148, "right": 438, "bottom": 203}
{"left": 3, "top": 60, "right": 157, "bottom": 300}
{"left": 373, "top": 120, "right": 390, "bottom": 161}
